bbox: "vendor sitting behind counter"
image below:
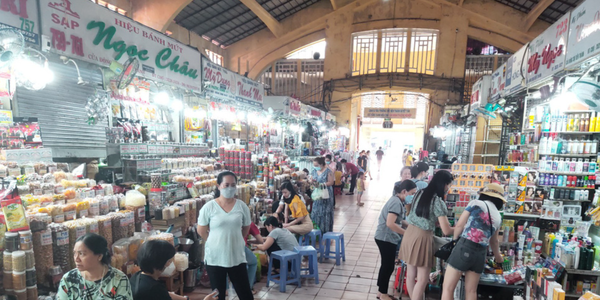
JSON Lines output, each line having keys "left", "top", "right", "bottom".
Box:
{"left": 274, "top": 181, "right": 313, "bottom": 236}
{"left": 256, "top": 217, "right": 299, "bottom": 269}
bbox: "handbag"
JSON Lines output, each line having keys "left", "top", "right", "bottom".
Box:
{"left": 320, "top": 184, "right": 330, "bottom": 200}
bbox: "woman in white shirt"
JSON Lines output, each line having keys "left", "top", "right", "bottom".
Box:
{"left": 197, "top": 171, "right": 253, "bottom": 300}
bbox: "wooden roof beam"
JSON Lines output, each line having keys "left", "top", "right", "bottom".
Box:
{"left": 239, "top": 0, "right": 284, "bottom": 38}
{"left": 524, "top": 0, "right": 554, "bottom": 31}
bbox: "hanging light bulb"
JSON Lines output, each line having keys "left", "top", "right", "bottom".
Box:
{"left": 155, "top": 92, "right": 169, "bottom": 105}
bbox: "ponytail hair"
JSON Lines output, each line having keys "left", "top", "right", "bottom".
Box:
{"left": 394, "top": 180, "right": 417, "bottom": 195}
{"left": 410, "top": 162, "right": 429, "bottom": 178}
{"left": 214, "top": 171, "right": 238, "bottom": 198}
{"left": 264, "top": 216, "right": 281, "bottom": 228}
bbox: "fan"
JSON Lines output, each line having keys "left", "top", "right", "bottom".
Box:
{"left": 570, "top": 81, "right": 600, "bottom": 111}
{"left": 101, "top": 57, "right": 139, "bottom": 90}
{"left": 0, "top": 28, "right": 24, "bottom": 70}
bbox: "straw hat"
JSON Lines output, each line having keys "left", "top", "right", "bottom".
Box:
{"left": 480, "top": 183, "right": 507, "bottom": 203}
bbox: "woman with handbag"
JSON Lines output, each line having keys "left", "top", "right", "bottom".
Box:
{"left": 441, "top": 183, "right": 506, "bottom": 300}
{"left": 375, "top": 180, "right": 417, "bottom": 300}
{"left": 310, "top": 157, "right": 334, "bottom": 234}
{"left": 398, "top": 170, "right": 454, "bottom": 300}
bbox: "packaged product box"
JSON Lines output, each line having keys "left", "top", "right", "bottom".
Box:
{"left": 577, "top": 281, "right": 584, "bottom": 294}
{"left": 553, "top": 287, "right": 565, "bottom": 300}
{"left": 579, "top": 291, "right": 600, "bottom": 300}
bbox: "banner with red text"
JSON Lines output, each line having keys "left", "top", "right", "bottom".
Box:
{"left": 526, "top": 12, "right": 570, "bottom": 86}
{"left": 202, "top": 58, "right": 263, "bottom": 108}
{"left": 565, "top": 0, "right": 600, "bottom": 68}
{"left": 39, "top": 0, "right": 201, "bottom": 91}
{"left": 0, "top": 0, "right": 39, "bottom": 45}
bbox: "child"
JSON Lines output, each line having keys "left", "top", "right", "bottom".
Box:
{"left": 356, "top": 172, "right": 365, "bottom": 206}
{"left": 333, "top": 164, "right": 343, "bottom": 195}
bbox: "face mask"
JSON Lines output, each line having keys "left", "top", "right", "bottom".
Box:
{"left": 161, "top": 261, "right": 176, "bottom": 276}
{"left": 220, "top": 187, "right": 236, "bottom": 198}
{"left": 405, "top": 194, "right": 414, "bottom": 204}
{"left": 325, "top": 160, "right": 331, "bottom": 164}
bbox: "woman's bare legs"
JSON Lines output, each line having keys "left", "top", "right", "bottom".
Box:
{"left": 441, "top": 265, "right": 462, "bottom": 300}
{"left": 410, "top": 266, "right": 429, "bottom": 300}
{"left": 464, "top": 271, "right": 481, "bottom": 300}
{"left": 405, "top": 264, "right": 417, "bottom": 299}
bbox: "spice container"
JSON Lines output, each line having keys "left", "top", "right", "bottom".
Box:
{"left": 89, "top": 198, "right": 100, "bottom": 217}
{"left": 6, "top": 232, "right": 19, "bottom": 251}
{"left": 50, "top": 205, "right": 64, "bottom": 223}
{"left": 26, "top": 285, "right": 37, "bottom": 300}
{"left": 12, "top": 250, "right": 26, "bottom": 272}
{"left": 49, "top": 223, "right": 69, "bottom": 273}
{"left": 25, "top": 268, "right": 36, "bottom": 286}
{"left": 76, "top": 200, "right": 89, "bottom": 218}
{"left": 13, "top": 270, "right": 26, "bottom": 290}
{"left": 28, "top": 214, "right": 49, "bottom": 232}
{"left": 4, "top": 250, "right": 12, "bottom": 271}
{"left": 32, "top": 229, "right": 52, "bottom": 286}
{"left": 19, "top": 230, "right": 32, "bottom": 250}
{"left": 63, "top": 203, "right": 76, "bottom": 221}
{"left": 15, "top": 288, "right": 26, "bottom": 300}
{"left": 24, "top": 249, "right": 34, "bottom": 269}
{"left": 128, "top": 236, "right": 143, "bottom": 261}
{"left": 4, "top": 270, "right": 13, "bottom": 290}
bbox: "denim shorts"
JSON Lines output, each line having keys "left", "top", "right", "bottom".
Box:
{"left": 447, "top": 238, "right": 487, "bottom": 274}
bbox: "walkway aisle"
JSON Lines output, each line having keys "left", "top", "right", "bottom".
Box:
{"left": 188, "top": 159, "right": 401, "bottom": 300}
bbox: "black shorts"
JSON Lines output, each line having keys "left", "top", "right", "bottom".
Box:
{"left": 447, "top": 238, "right": 487, "bottom": 274}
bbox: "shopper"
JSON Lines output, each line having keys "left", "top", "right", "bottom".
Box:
{"left": 405, "top": 150, "right": 415, "bottom": 167}
{"left": 394, "top": 162, "right": 429, "bottom": 212}
{"left": 333, "top": 164, "right": 343, "bottom": 195}
{"left": 257, "top": 216, "right": 300, "bottom": 269}
{"left": 356, "top": 172, "right": 365, "bottom": 206}
{"left": 441, "top": 183, "right": 506, "bottom": 300}
{"left": 375, "top": 180, "right": 417, "bottom": 300}
{"left": 399, "top": 170, "right": 454, "bottom": 300}
{"left": 325, "top": 154, "right": 337, "bottom": 173}
{"left": 310, "top": 157, "right": 334, "bottom": 233}
{"left": 130, "top": 239, "right": 190, "bottom": 300}
{"left": 376, "top": 147, "right": 385, "bottom": 171}
{"left": 365, "top": 150, "right": 373, "bottom": 180}
{"left": 402, "top": 149, "right": 408, "bottom": 166}
{"left": 197, "top": 171, "right": 253, "bottom": 300}
{"left": 400, "top": 166, "right": 411, "bottom": 181}
{"left": 279, "top": 181, "right": 313, "bottom": 235}
{"left": 341, "top": 159, "right": 359, "bottom": 195}
{"left": 357, "top": 151, "right": 368, "bottom": 172}
{"left": 57, "top": 233, "right": 132, "bottom": 300}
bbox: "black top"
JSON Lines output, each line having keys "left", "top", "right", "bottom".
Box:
{"left": 130, "top": 272, "right": 171, "bottom": 300}
{"left": 357, "top": 156, "right": 367, "bottom": 170}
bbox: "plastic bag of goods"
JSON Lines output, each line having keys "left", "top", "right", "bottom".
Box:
{"left": 128, "top": 236, "right": 143, "bottom": 262}
{"left": 96, "top": 215, "right": 113, "bottom": 247}
{"left": 109, "top": 213, "right": 128, "bottom": 242}
{"left": 112, "top": 238, "right": 130, "bottom": 269}
{"left": 174, "top": 252, "right": 189, "bottom": 272}
{"left": 2, "top": 198, "right": 30, "bottom": 232}
{"left": 32, "top": 229, "right": 53, "bottom": 286}
{"left": 49, "top": 223, "right": 70, "bottom": 273}
{"left": 125, "top": 190, "right": 146, "bottom": 208}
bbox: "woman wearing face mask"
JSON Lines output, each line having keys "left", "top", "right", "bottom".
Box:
{"left": 130, "top": 239, "right": 190, "bottom": 300}
{"left": 375, "top": 180, "right": 417, "bottom": 300}
{"left": 394, "top": 162, "right": 429, "bottom": 212}
{"left": 197, "top": 171, "right": 253, "bottom": 300}
{"left": 398, "top": 170, "right": 454, "bottom": 300}
{"left": 310, "top": 157, "right": 334, "bottom": 234}
{"left": 257, "top": 216, "right": 300, "bottom": 269}
{"left": 57, "top": 233, "right": 132, "bottom": 300}
{"left": 279, "top": 181, "right": 313, "bottom": 235}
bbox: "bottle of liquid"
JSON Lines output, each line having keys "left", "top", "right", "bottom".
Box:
{"left": 591, "top": 112, "right": 597, "bottom": 132}
{"left": 563, "top": 115, "right": 568, "bottom": 132}
{"left": 551, "top": 114, "right": 558, "bottom": 132}
{"left": 590, "top": 160, "right": 597, "bottom": 173}
{"left": 581, "top": 114, "right": 588, "bottom": 132}
{"left": 540, "top": 134, "right": 547, "bottom": 154}
{"left": 577, "top": 159, "right": 584, "bottom": 173}
{"left": 579, "top": 139, "right": 586, "bottom": 154}
{"left": 585, "top": 114, "right": 590, "bottom": 131}
{"left": 551, "top": 137, "right": 559, "bottom": 154}
{"left": 592, "top": 139, "right": 598, "bottom": 154}
{"left": 574, "top": 114, "right": 581, "bottom": 132}
{"left": 595, "top": 112, "right": 600, "bottom": 132}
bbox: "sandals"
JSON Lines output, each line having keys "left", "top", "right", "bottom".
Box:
{"left": 376, "top": 295, "right": 398, "bottom": 300}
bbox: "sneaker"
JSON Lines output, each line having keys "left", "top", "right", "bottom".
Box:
{"left": 346, "top": 192, "right": 354, "bottom": 195}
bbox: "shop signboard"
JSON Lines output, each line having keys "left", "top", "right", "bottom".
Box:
{"left": 471, "top": 75, "right": 491, "bottom": 108}
{"left": 0, "top": 0, "right": 39, "bottom": 45}
{"left": 39, "top": 0, "right": 202, "bottom": 91}
{"left": 504, "top": 46, "right": 527, "bottom": 95}
{"left": 310, "top": 108, "right": 323, "bottom": 119}
{"left": 364, "top": 108, "right": 416, "bottom": 119}
{"left": 263, "top": 96, "right": 299, "bottom": 116}
{"left": 289, "top": 98, "right": 301, "bottom": 115}
{"left": 490, "top": 63, "right": 506, "bottom": 102}
{"left": 0, "top": 110, "right": 12, "bottom": 124}
{"left": 202, "top": 58, "right": 263, "bottom": 108}
{"left": 565, "top": 0, "right": 600, "bottom": 68}
{"left": 525, "top": 12, "right": 570, "bottom": 87}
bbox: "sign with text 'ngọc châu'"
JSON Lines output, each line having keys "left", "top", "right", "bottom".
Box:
{"left": 364, "top": 108, "right": 416, "bottom": 119}
{"left": 39, "top": 0, "right": 201, "bottom": 91}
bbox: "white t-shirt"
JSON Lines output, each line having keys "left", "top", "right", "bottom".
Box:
{"left": 198, "top": 199, "right": 251, "bottom": 267}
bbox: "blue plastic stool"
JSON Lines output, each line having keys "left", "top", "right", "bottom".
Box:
{"left": 298, "top": 229, "right": 322, "bottom": 249}
{"left": 320, "top": 232, "right": 345, "bottom": 265}
{"left": 294, "top": 246, "right": 319, "bottom": 284}
{"left": 266, "top": 250, "right": 302, "bottom": 292}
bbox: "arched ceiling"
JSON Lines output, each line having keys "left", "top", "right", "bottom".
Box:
{"left": 170, "top": 0, "right": 582, "bottom": 48}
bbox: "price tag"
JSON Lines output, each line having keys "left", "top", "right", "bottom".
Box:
{"left": 120, "top": 217, "right": 128, "bottom": 227}
{"left": 79, "top": 209, "right": 88, "bottom": 218}
{"left": 100, "top": 200, "right": 109, "bottom": 212}
{"left": 128, "top": 212, "right": 135, "bottom": 225}
{"left": 89, "top": 222, "right": 98, "bottom": 234}
{"left": 95, "top": 189, "right": 105, "bottom": 197}
{"left": 65, "top": 210, "right": 76, "bottom": 220}
{"left": 104, "top": 220, "right": 111, "bottom": 228}
{"left": 54, "top": 214, "right": 64, "bottom": 223}
{"left": 33, "top": 189, "right": 42, "bottom": 196}
{"left": 86, "top": 190, "right": 96, "bottom": 198}
{"left": 41, "top": 229, "right": 53, "bottom": 246}
{"left": 137, "top": 207, "right": 145, "bottom": 220}
{"left": 57, "top": 231, "right": 69, "bottom": 246}
{"left": 131, "top": 144, "right": 139, "bottom": 153}
{"left": 90, "top": 203, "right": 99, "bottom": 216}
{"left": 120, "top": 144, "right": 129, "bottom": 155}
{"left": 148, "top": 145, "right": 157, "bottom": 154}
{"left": 76, "top": 225, "right": 86, "bottom": 238}
{"left": 55, "top": 186, "right": 65, "bottom": 194}
{"left": 139, "top": 144, "right": 148, "bottom": 153}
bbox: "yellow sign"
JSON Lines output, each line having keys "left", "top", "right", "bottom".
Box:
{"left": 364, "top": 108, "right": 416, "bottom": 119}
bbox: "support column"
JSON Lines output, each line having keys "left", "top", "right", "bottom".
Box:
{"left": 130, "top": 0, "right": 192, "bottom": 32}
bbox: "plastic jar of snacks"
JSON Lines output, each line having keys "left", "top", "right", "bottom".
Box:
{"left": 49, "top": 223, "right": 69, "bottom": 273}
{"left": 25, "top": 268, "right": 36, "bottom": 286}
{"left": 96, "top": 215, "right": 112, "bottom": 247}
{"left": 4, "top": 250, "right": 12, "bottom": 271}
{"left": 26, "top": 285, "right": 37, "bottom": 300}
{"left": 6, "top": 232, "right": 19, "bottom": 252}
{"left": 174, "top": 252, "right": 189, "bottom": 272}
{"left": 25, "top": 250, "right": 34, "bottom": 269}
{"left": 32, "top": 229, "right": 52, "bottom": 286}
{"left": 15, "top": 288, "right": 26, "bottom": 300}
{"left": 12, "top": 251, "right": 26, "bottom": 272}
{"left": 13, "top": 270, "right": 26, "bottom": 290}
{"left": 4, "top": 270, "right": 13, "bottom": 290}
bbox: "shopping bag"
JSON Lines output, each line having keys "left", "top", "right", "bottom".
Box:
{"left": 320, "top": 184, "right": 329, "bottom": 200}
{"left": 311, "top": 187, "right": 322, "bottom": 201}
{"left": 434, "top": 238, "right": 459, "bottom": 260}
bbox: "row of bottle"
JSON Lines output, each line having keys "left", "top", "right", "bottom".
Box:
{"left": 546, "top": 233, "right": 599, "bottom": 271}
{"left": 538, "top": 157, "right": 597, "bottom": 173}
{"left": 509, "top": 132, "right": 537, "bottom": 146}
{"left": 506, "top": 149, "right": 538, "bottom": 163}
{"left": 541, "top": 112, "right": 600, "bottom": 132}
{"left": 539, "top": 174, "right": 596, "bottom": 188}
{"left": 539, "top": 134, "right": 597, "bottom": 155}
{"left": 549, "top": 188, "right": 589, "bottom": 201}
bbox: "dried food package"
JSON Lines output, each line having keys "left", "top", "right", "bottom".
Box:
{"left": 32, "top": 229, "right": 52, "bottom": 286}
{"left": 111, "top": 238, "right": 130, "bottom": 269}
{"left": 109, "top": 213, "right": 128, "bottom": 242}
{"left": 49, "top": 223, "right": 69, "bottom": 273}
{"left": 96, "top": 215, "right": 112, "bottom": 247}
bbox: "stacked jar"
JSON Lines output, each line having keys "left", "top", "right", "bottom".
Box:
{"left": 3, "top": 232, "right": 20, "bottom": 296}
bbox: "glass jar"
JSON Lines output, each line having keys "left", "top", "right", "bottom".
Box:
{"left": 12, "top": 250, "right": 26, "bottom": 272}
{"left": 13, "top": 270, "right": 26, "bottom": 290}
{"left": 4, "top": 250, "right": 12, "bottom": 271}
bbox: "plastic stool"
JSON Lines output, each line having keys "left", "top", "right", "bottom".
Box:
{"left": 321, "top": 232, "right": 345, "bottom": 265}
{"left": 266, "top": 250, "right": 301, "bottom": 292}
{"left": 294, "top": 246, "right": 319, "bottom": 284}
{"left": 298, "top": 229, "right": 322, "bottom": 249}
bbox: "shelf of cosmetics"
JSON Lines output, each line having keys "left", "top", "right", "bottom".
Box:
{"left": 543, "top": 232, "right": 600, "bottom": 272}
{"left": 529, "top": 109, "right": 600, "bottom": 133}
{"left": 528, "top": 267, "right": 598, "bottom": 300}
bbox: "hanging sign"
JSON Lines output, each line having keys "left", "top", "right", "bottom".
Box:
{"left": 289, "top": 98, "right": 301, "bottom": 115}
{"left": 526, "top": 12, "right": 570, "bottom": 86}
{"left": 505, "top": 46, "right": 527, "bottom": 95}
{"left": 310, "top": 108, "right": 323, "bottom": 118}
{"left": 0, "top": 0, "right": 39, "bottom": 45}
{"left": 0, "top": 110, "right": 12, "bottom": 124}
{"left": 39, "top": 0, "right": 201, "bottom": 91}
{"left": 565, "top": 1, "right": 600, "bottom": 68}
{"left": 202, "top": 58, "right": 263, "bottom": 108}
{"left": 490, "top": 63, "right": 506, "bottom": 102}
{"left": 364, "top": 108, "right": 416, "bottom": 119}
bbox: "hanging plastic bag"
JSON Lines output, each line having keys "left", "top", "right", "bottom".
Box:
{"left": 320, "top": 184, "right": 329, "bottom": 200}
{"left": 311, "top": 186, "right": 322, "bottom": 201}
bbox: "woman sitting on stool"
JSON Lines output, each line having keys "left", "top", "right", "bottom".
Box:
{"left": 257, "top": 216, "right": 299, "bottom": 270}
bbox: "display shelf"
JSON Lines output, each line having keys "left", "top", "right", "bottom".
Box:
{"left": 474, "top": 154, "right": 499, "bottom": 157}
{"left": 564, "top": 269, "right": 600, "bottom": 276}
{"left": 551, "top": 199, "right": 591, "bottom": 203}
{"left": 538, "top": 171, "right": 596, "bottom": 176}
{"left": 564, "top": 110, "right": 595, "bottom": 114}
{"left": 550, "top": 131, "right": 600, "bottom": 135}
{"left": 539, "top": 186, "right": 595, "bottom": 190}
{"left": 539, "top": 153, "right": 598, "bottom": 157}
{"left": 503, "top": 213, "right": 540, "bottom": 219}
{"left": 475, "top": 140, "right": 501, "bottom": 144}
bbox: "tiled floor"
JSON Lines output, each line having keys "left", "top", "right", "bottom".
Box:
{"left": 188, "top": 160, "right": 404, "bottom": 300}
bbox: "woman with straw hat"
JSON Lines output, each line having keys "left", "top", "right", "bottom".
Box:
{"left": 441, "top": 183, "right": 507, "bottom": 300}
